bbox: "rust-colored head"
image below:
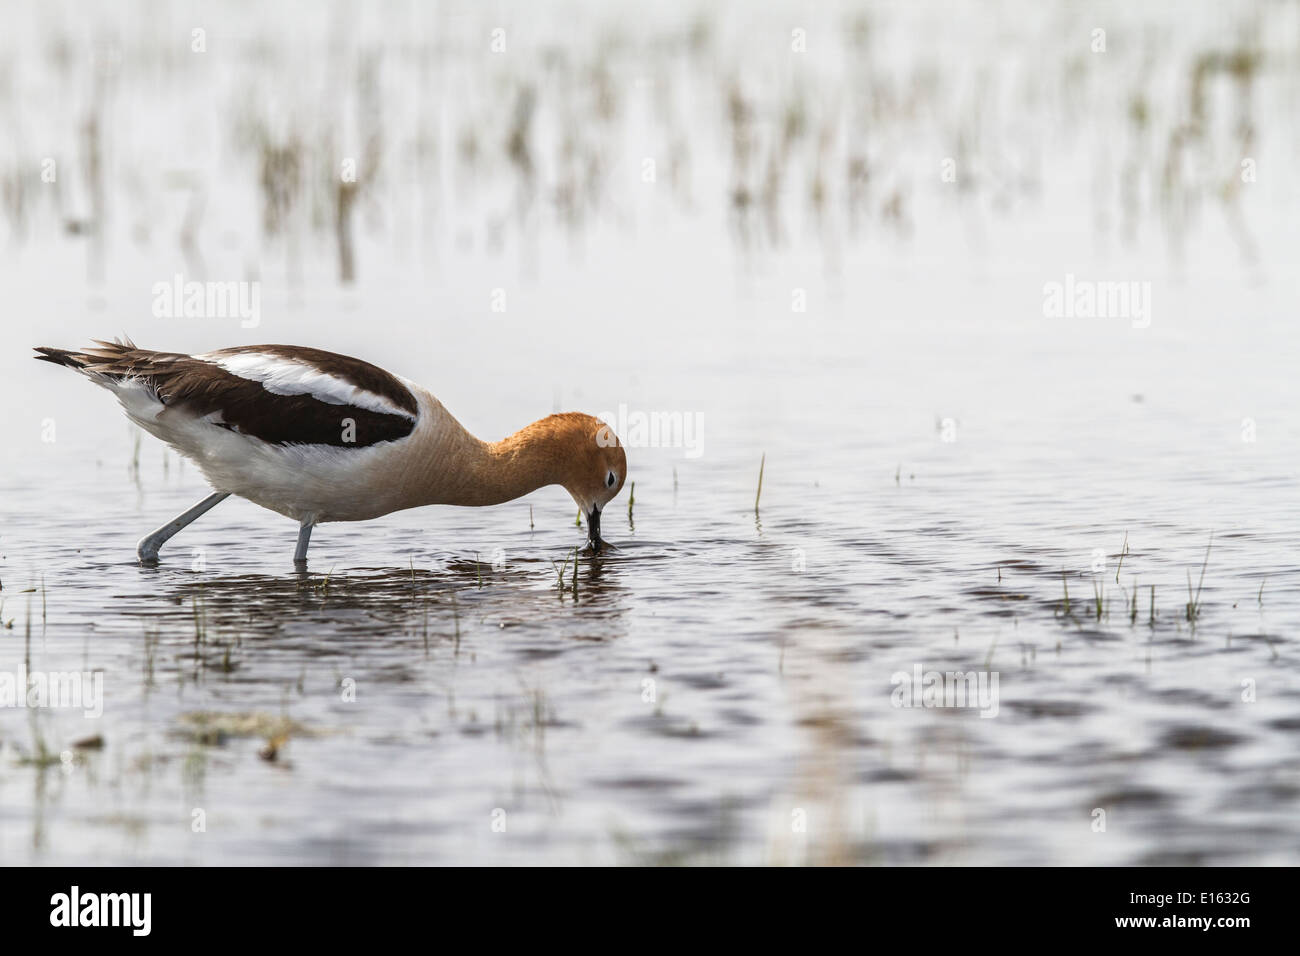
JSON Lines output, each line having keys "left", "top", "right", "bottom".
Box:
{"left": 564, "top": 413, "right": 624, "bottom": 554}
{"left": 554, "top": 413, "right": 626, "bottom": 550}
{"left": 496, "top": 412, "right": 626, "bottom": 551}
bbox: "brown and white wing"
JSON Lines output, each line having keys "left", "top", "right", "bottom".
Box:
{"left": 35, "top": 339, "right": 418, "bottom": 448}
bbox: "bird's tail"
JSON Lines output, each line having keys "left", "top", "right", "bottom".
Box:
{"left": 33, "top": 345, "right": 91, "bottom": 369}
{"left": 34, "top": 336, "right": 141, "bottom": 377}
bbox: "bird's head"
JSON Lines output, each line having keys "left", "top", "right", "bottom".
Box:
{"left": 554, "top": 413, "right": 626, "bottom": 552}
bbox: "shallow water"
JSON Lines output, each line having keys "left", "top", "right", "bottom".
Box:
{"left": 5, "top": 258, "right": 1297, "bottom": 865}
{"left": 2, "top": 0, "right": 1299, "bottom": 865}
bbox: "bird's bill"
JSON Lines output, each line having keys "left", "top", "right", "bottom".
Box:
{"left": 587, "top": 506, "right": 603, "bottom": 553}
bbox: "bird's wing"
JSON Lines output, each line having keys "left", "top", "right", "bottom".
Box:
{"left": 35, "top": 340, "right": 419, "bottom": 447}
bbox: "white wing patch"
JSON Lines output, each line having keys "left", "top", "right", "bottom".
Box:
{"left": 107, "top": 376, "right": 166, "bottom": 422}
{"left": 204, "top": 352, "right": 415, "bottom": 419}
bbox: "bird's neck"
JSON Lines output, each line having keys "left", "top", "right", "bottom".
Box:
{"left": 417, "top": 415, "right": 567, "bottom": 508}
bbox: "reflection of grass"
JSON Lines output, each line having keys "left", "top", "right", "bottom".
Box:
{"left": 451, "top": 590, "right": 461, "bottom": 651}
{"left": 610, "top": 797, "right": 741, "bottom": 866}
{"left": 142, "top": 625, "right": 158, "bottom": 688}
{"left": 182, "top": 748, "right": 206, "bottom": 791}
{"left": 492, "top": 680, "right": 559, "bottom": 810}
{"left": 16, "top": 714, "right": 61, "bottom": 768}
{"left": 1185, "top": 534, "right": 1213, "bottom": 626}
{"left": 191, "top": 589, "right": 206, "bottom": 644}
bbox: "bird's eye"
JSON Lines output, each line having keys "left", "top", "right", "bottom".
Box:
{"left": 606, "top": 471, "right": 616, "bottom": 488}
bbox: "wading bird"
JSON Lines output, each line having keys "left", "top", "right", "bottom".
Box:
{"left": 36, "top": 338, "right": 626, "bottom": 567}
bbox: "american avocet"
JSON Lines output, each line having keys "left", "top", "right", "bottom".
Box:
{"left": 35, "top": 338, "right": 626, "bottom": 566}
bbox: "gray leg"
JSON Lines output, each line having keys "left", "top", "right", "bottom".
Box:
{"left": 137, "top": 492, "right": 230, "bottom": 563}
{"left": 293, "top": 520, "right": 314, "bottom": 567}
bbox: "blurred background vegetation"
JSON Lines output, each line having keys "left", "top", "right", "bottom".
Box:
{"left": 0, "top": 0, "right": 1289, "bottom": 287}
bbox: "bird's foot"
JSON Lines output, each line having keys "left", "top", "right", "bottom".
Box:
{"left": 136, "top": 537, "right": 163, "bottom": 564}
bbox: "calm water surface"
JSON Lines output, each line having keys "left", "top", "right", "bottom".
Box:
{"left": 3, "top": 247, "right": 1297, "bottom": 865}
